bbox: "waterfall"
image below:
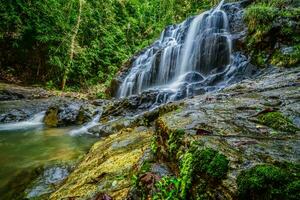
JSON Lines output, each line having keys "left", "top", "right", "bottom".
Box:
{"left": 0, "top": 112, "right": 45, "bottom": 131}
{"left": 117, "top": 0, "right": 252, "bottom": 102}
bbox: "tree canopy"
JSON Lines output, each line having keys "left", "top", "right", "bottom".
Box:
{"left": 0, "top": 0, "right": 215, "bottom": 90}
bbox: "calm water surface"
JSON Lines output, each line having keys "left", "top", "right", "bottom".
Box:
{"left": 0, "top": 119, "right": 97, "bottom": 191}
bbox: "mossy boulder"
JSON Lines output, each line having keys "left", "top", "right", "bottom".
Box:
{"left": 237, "top": 164, "right": 300, "bottom": 200}
{"left": 257, "top": 111, "right": 299, "bottom": 133}
{"left": 44, "top": 102, "right": 95, "bottom": 127}
{"left": 43, "top": 106, "right": 59, "bottom": 127}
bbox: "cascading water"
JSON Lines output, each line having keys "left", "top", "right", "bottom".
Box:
{"left": 69, "top": 111, "right": 102, "bottom": 136}
{"left": 0, "top": 112, "right": 45, "bottom": 131}
{"left": 117, "top": 0, "right": 255, "bottom": 102}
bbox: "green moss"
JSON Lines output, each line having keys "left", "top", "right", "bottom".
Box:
{"left": 244, "top": 3, "right": 277, "bottom": 34}
{"left": 244, "top": 0, "right": 300, "bottom": 68}
{"left": 286, "top": 180, "right": 300, "bottom": 200}
{"left": 192, "top": 147, "right": 229, "bottom": 179}
{"left": 271, "top": 45, "right": 300, "bottom": 67}
{"left": 237, "top": 164, "right": 300, "bottom": 200}
{"left": 257, "top": 111, "right": 299, "bottom": 133}
{"left": 150, "top": 141, "right": 229, "bottom": 200}
{"left": 179, "top": 143, "right": 229, "bottom": 199}
{"left": 206, "top": 153, "right": 229, "bottom": 178}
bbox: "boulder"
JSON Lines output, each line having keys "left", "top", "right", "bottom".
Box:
{"left": 44, "top": 102, "right": 95, "bottom": 127}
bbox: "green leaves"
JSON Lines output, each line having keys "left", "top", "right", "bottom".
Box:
{"left": 153, "top": 176, "right": 181, "bottom": 200}
{"left": 0, "top": 0, "right": 212, "bottom": 89}
{"left": 244, "top": 0, "right": 300, "bottom": 68}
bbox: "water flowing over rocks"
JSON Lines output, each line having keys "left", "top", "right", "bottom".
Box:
{"left": 112, "top": 0, "right": 258, "bottom": 104}
{"left": 43, "top": 100, "right": 102, "bottom": 127}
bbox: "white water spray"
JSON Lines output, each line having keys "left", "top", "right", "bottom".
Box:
{"left": 69, "top": 112, "right": 101, "bottom": 136}
{"left": 0, "top": 112, "right": 45, "bottom": 131}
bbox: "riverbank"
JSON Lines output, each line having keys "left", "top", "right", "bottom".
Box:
{"left": 0, "top": 82, "right": 109, "bottom": 101}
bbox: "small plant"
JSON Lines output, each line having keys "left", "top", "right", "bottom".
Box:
{"left": 167, "top": 129, "right": 185, "bottom": 158}
{"left": 151, "top": 135, "right": 158, "bottom": 154}
{"left": 140, "top": 161, "right": 152, "bottom": 174}
{"left": 153, "top": 176, "right": 181, "bottom": 200}
{"left": 96, "top": 91, "right": 107, "bottom": 99}
{"left": 244, "top": 0, "right": 300, "bottom": 68}
{"left": 45, "top": 80, "right": 55, "bottom": 90}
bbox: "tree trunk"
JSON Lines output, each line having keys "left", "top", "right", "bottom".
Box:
{"left": 61, "top": 0, "right": 83, "bottom": 90}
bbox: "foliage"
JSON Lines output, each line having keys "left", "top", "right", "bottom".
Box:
{"left": 167, "top": 129, "right": 185, "bottom": 158}
{"left": 152, "top": 142, "right": 229, "bottom": 200}
{"left": 244, "top": 0, "right": 300, "bottom": 67}
{"left": 130, "top": 160, "right": 155, "bottom": 199}
{"left": 237, "top": 164, "right": 300, "bottom": 200}
{"left": 153, "top": 176, "right": 181, "bottom": 200}
{"left": 257, "top": 111, "right": 299, "bottom": 133}
{"left": 151, "top": 135, "right": 158, "bottom": 154}
{"left": 179, "top": 144, "right": 229, "bottom": 198}
{"left": 0, "top": 0, "right": 215, "bottom": 89}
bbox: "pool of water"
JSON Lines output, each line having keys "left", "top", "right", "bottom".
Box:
{"left": 0, "top": 119, "right": 98, "bottom": 194}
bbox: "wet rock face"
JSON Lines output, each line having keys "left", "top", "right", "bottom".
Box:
{"left": 25, "top": 164, "right": 73, "bottom": 199}
{"left": 155, "top": 68, "right": 300, "bottom": 199}
{"left": 44, "top": 102, "right": 97, "bottom": 127}
{"left": 76, "top": 104, "right": 96, "bottom": 125}
{"left": 0, "top": 83, "right": 50, "bottom": 101}
{"left": 0, "top": 98, "right": 54, "bottom": 123}
{"left": 100, "top": 91, "right": 161, "bottom": 121}
{"left": 0, "top": 89, "right": 25, "bottom": 101}
{"left": 0, "top": 109, "right": 31, "bottom": 123}
{"left": 50, "top": 128, "right": 152, "bottom": 200}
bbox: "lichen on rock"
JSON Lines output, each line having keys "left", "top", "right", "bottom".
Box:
{"left": 50, "top": 127, "right": 152, "bottom": 199}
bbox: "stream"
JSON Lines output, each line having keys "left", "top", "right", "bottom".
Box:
{"left": 0, "top": 111, "right": 98, "bottom": 196}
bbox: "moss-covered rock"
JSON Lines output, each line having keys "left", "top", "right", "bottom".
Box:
{"left": 148, "top": 142, "right": 230, "bottom": 200}
{"left": 237, "top": 164, "right": 300, "bottom": 200}
{"left": 257, "top": 111, "right": 299, "bottom": 133}
{"left": 179, "top": 144, "right": 229, "bottom": 199}
{"left": 50, "top": 127, "right": 152, "bottom": 199}
{"left": 43, "top": 106, "right": 59, "bottom": 127}
{"left": 48, "top": 67, "right": 300, "bottom": 199}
